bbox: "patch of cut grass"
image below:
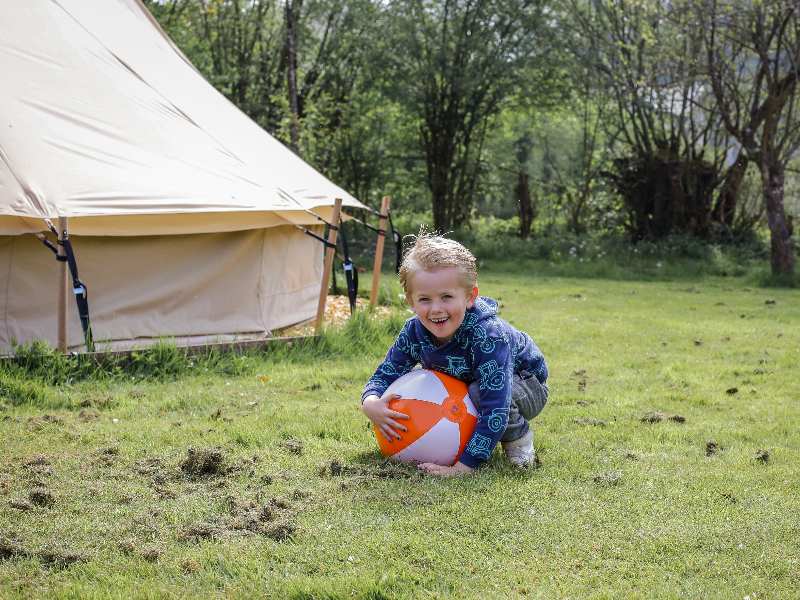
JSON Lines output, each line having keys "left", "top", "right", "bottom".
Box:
{"left": 1, "top": 272, "right": 798, "bottom": 599}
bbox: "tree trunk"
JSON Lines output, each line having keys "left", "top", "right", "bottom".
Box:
{"left": 427, "top": 141, "right": 452, "bottom": 231}
{"left": 760, "top": 155, "right": 795, "bottom": 276}
{"left": 516, "top": 171, "right": 534, "bottom": 237}
{"left": 713, "top": 150, "right": 748, "bottom": 228}
{"left": 285, "top": 0, "right": 300, "bottom": 155}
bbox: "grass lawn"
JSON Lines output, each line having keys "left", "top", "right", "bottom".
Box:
{"left": 1, "top": 265, "right": 798, "bottom": 599}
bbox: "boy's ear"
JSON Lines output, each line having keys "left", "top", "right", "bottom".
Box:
{"left": 466, "top": 286, "right": 479, "bottom": 308}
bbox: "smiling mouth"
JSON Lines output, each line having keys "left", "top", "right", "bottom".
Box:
{"left": 430, "top": 317, "right": 449, "bottom": 324}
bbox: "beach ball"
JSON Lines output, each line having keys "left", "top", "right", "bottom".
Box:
{"left": 375, "top": 369, "right": 478, "bottom": 466}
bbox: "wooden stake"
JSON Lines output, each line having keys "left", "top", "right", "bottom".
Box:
{"left": 57, "top": 217, "right": 68, "bottom": 354}
{"left": 315, "top": 198, "right": 342, "bottom": 334}
{"left": 370, "top": 196, "right": 390, "bottom": 309}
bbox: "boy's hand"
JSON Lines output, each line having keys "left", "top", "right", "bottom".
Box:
{"left": 362, "top": 392, "right": 409, "bottom": 442}
{"left": 418, "top": 461, "right": 473, "bottom": 477}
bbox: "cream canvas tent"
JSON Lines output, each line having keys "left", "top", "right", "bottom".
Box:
{"left": 0, "top": 0, "right": 365, "bottom": 353}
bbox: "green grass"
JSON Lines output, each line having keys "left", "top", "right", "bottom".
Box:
{"left": 1, "top": 269, "right": 799, "bottom": 599}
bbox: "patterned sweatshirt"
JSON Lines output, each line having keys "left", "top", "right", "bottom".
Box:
{"left": 362, "top": 296, "right": 548, "bottom": 469}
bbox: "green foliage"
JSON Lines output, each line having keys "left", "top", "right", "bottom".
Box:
{"left": 138, "top": 0, "right": 800, "bottom": 274}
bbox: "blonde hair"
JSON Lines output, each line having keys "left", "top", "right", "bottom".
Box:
{"left": 398, "top": 230, "right": 477, "bottom": 294}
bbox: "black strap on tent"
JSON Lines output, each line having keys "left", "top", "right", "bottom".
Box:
{"left": 341, "top": 212, "right": 385, "bottom": 236}
{"left": 305, "top": 209, "right": 339, "bottom": 231}
{"left": 338, "top": 220, "right": 358, "bottom": 312}
{"left": 293, "top": 224, "right": 336, "bottom": 248}
{"left": 39, "top": 219, "right": 95, "bottom": 352}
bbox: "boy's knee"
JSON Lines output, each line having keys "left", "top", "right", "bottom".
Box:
{"left": 467, "top": 380, "right": 481, "bottom": 411}
{"left": 468, "top": 373, "right": 548, "bottom": 421}
{"left": 512, "top": 372, "right": 548, "bottom": 420}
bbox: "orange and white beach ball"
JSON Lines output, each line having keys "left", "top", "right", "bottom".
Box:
{"left": 375, "top": 369, "right": 478, "bottom": 466}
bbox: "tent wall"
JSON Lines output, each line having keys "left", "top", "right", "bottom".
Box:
{"left": 0, "top": 225, "right": 323, "bottom": 352}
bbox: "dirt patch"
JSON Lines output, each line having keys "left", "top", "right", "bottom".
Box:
{"left": 138, "top": 544, "right": 164, "bottom": 562}
{"left": 29, "top": 487, "right": 56, "bottom": 507}
{"left": 1, "top": 534, "right": 27, "bottom": 559}
{"left": 318, "top": 458, "right": 418, "bottom": 480}
{"left": 338, "top": 475, "right": 374, "bottom": 490}
{"left": 639, "top": 411, "right": 686, "bottom": 423}
{"left": 26, "top": 414, "right": 64, "bottom": 432}
{"left": 182, "top": 558, "right": 200, "bottom": 573}
{"left": 705, "top": 439, "right": 721, "bottom": 456}
{"left": 593, "top": 472, "right": 621, "bottom": 486}
{"left": 23, "top": 454, "right": 53, "bottom": 476}
{"left": 24, "top": 454, "right": 50, "bottom": 468}
{"left": 292, "top": 488, "right": 312, "bottom": 500}
{"left": 276, "top": 295, "right": 397, "bottom": 337}
{"left": 282, "top": 438, "right": 305, "bottom": 454}
{"left": 180, "top": 447, "right": 227, "bottom": 477}
{"left": 572, "top": 417, "right": 607, "bottom": 427}
{"left": 118, "top": 537, "right": 138, "bottom": 554}
{"left": 752, "top": 449, "right": 770, "bottom": 463}
{"left": 134, "top": 456, "right": 165, "bottom": 475}
{"left": 94, "top": 446, "right": 120, "bottom": 466}
{"left": 80, "top": 394, "right": 115, "bottom": 408}
{"left": 181, "top": 494, "right": 296, "bottom": 543}
{"left": 9, "top": 498, "right": 33, "bottom": 511}
{"left": 78, "top": 408, "right": 100, "bottom": 423}
{"left": 38, "top": 541, "right": 85, "bottom": 567}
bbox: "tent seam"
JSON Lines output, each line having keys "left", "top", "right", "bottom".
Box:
{"left": 50, "top": 0, "right": 263, "bottom": 179}
{"left": 259, "top": 227, "right": 268, "bottom": 334}
{"left": 1, "top": 236, "right": 16, "bottom": 347}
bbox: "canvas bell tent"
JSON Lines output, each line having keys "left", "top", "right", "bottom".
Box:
{"left": 0, "top": 0, "right": 365, "bottom": 353}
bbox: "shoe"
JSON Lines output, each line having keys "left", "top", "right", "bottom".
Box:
{"left": 502, "top": 439, "right": 537, "bottom": 468}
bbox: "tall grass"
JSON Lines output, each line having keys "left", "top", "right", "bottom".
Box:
{"left": 0, "top": 310, "right": 405, "bottom": 410}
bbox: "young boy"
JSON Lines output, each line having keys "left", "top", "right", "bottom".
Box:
{"left": 362, "top": 232, "right": 549, "bottom": 476}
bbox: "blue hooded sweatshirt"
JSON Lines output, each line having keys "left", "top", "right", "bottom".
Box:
{"left": 362, "top": 296, "right": 548, "bottom": 469}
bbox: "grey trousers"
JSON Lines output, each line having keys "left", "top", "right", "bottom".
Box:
{"left": 468, "top": 371, "right": 549, "bottom": 445}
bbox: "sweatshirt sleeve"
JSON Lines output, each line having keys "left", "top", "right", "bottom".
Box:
{"left": 457, "top": 333, "right": 516, "bottom": 469}
{"left": 362, "top": 321, "right": 421, "bottom": 403}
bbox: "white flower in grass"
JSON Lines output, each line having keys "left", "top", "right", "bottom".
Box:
{"left": 657, "top": 262, "right": 662, "bottom": 267}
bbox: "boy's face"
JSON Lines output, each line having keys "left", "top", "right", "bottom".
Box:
{"left": 405, "top": 267, "right": 479, "bottom": 345}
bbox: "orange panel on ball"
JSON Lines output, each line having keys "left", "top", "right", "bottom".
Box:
{"left": 375, "top": 398, "right": 443, "bottom": 456}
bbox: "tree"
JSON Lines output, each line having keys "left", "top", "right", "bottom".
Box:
{"left": 384, "top": 0, "right": 552, "bottom": 231}
{"left": 696, "top": 0, "right": 798, "bottom": 275}
{"left": 571, "top": 0, "right": 738, "bottom": 240}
